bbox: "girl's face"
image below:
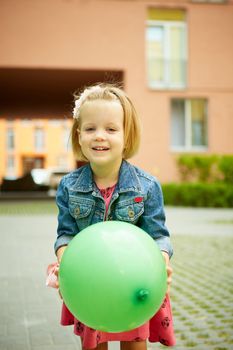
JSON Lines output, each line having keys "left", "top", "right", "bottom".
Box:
{"left": 78, "top": 99, "right": 124, "bottom": 169}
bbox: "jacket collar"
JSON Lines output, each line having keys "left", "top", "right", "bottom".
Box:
{"left": 73, "top": 160, "right": 142, "bottom": 193}
{"left": 117, "top": 160, "right": 142, "bottom": 193}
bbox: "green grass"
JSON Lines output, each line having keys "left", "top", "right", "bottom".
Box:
{"left": 0, "top": 200, "right": 57, "bottom": 214}
{"left": 211, "top": 219, "right": 233, "bottom": 224}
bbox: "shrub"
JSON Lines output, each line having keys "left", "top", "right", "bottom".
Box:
{"left": 218, "top": 155, "right": 233, "bottom": 183}
{"left": 177, "top": 155, "right": 218, "bottom": 182}
{"left": 164, "top": 154, "right": 233, "bottom": 207}
{"left": 162, "top": 183, "right": 233, "bottom": 208}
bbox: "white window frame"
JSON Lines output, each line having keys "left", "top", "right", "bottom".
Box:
{"left": 171, "top": 99, "right": 208, "bottom": 152}
{"left": 34, "top": 127, "right": 45, "bottom": 152}
{"left": 6, "top": 155, "right": 16, "bottom": 178}
{"left": 6, "top": 127, "right": 15, "bottom": 151}
{"left": 146, "top": 20, "right": 188, "bottom": 90}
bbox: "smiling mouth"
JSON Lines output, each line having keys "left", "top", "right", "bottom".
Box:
{"left": 92, "top": 146, "right": 109, "bottom": 151}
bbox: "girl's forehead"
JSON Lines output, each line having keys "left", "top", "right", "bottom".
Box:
{"left": 80, "top": 99, "right": 124, "bottom": 122}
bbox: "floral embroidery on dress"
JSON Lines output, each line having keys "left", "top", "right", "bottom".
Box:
{"left": 161, "top": 317, "right": 170, "bottom": 329}
{"left": 159, "top": 337, "right": 170, "bottom": 346}
{"left": 76, "top": 322, "right": 84, "bottom": 333}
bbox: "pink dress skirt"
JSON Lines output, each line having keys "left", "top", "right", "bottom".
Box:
{"left": 54, "top": 185, "right": 176, "bottom": 348}
{"left": 61, "top": 294, "right": 175, "bottom": 348}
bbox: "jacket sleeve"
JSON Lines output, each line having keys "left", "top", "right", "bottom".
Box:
{"left": 138, "top": 179, "right": 173, "bottom": 258}
{"left": 54, "top": 177, "right": 78, "bottom": 253}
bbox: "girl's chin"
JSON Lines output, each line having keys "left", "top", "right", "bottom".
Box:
{"left": 90, "top": 159, "right": 112, "bottom": 166}
{"left": 89, "top": 157, "right": 121, "bottom": 167}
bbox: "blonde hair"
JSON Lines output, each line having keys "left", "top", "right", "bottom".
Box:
{"left": 71, "top": 83, "right": 141, "bottom": 161}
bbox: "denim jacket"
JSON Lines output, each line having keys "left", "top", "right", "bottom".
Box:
{"left": 55, "top": 160, "right": 173, "bottom": 258}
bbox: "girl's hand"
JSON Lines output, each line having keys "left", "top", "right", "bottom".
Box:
{"left": 46, "top": 246, "right": 67, "bottom": 297}
{"left": 56, "top": 245, "right": 67, "bottom": 264}
{"left": 46, "top": 262, "right": 63, "bottom": 299}
{"left": 161, "top": 251, "right": 173, "bottom": 294}
{"left": 56, "top": 245, "right": 67, "bottom": 299}
{"left": 53, "top": 266, "right": 63, "bottom": 299}
{"left": 46, "top": 263, "right": 59, "bottom": 289}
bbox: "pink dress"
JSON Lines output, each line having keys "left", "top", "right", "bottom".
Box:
{"left": 55, "top": 185, "right": 175, "bottom": 348}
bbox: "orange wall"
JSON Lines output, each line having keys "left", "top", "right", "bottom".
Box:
{"left": 1, "top": 0, "right": 233, "bottom": 182}
{"left": 0, "top": 118, "right": 74, "bottom": 179}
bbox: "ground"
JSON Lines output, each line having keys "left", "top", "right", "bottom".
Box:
{"left": 0, "top": 201, "right": 232, "bottom": 350}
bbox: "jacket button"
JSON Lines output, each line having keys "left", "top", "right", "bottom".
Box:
{"left": 75, "top": 207, "right": 80, "bottom": 215}
{"left": 128, "top": 208, "right": 134, "bottom": 218}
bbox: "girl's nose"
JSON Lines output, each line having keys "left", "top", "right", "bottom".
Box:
{"left": 94, "top": 129, "right": 106, "bottom": 141}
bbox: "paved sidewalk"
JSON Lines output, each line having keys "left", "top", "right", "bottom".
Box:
{"left": 165, "top": 206, "right": 233, "bottom": 236}
{"left": 0, "top": 207, "right": 232, "bottom": 350}
{"left": 0, "top": 214, "right": 82, "bottom": 350}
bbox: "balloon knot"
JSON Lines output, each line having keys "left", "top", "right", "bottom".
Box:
{"left": 137, "top": 289, "right": 149, "bottom": 301}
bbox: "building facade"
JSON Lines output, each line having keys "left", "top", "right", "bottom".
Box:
{"left": 1, "top": 0, "right": 233, "bottom": 183}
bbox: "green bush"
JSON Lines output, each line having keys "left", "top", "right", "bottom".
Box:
{"left": 164, "top": 154, "right": 233, "bottom": 207}
{"left": 177, "top": 154, "right": 233, "bottom": 183}
{"left": 162, "top": 183, "right": 233, "bottom": 208}
{"left": 177, "top": 155, "right": 219, "bottom": 182}
{"left": 218, "top": 155, "right": 233, "bottom": 183}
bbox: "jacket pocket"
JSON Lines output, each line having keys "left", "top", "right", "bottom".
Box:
{"left": 115, "top": 199, "right": 144, "bottom": 223}
{"left": 69, "top": 196, "right": 94, "bottom": 219}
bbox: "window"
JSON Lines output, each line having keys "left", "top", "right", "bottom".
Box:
{"left": 6, "top": 155, "right": 15, "bottom": 178}
{"left": 191, "top": 1, "right": 227, "bottom": 3}
{"left": 146, "top": 8, "right": 187, "bottom": 89}
{"left": 171, "top": 99, "right": 208, "bottom": 150}
{"left": 34, "top": 127, "right": 45, "bottom": 152}
{"left": 6, "top": 128, "right": 15, "bottom": 150}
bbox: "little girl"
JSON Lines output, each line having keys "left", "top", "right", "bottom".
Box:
{"left": 48, "top": 84, "right": 175, "bottom": 350}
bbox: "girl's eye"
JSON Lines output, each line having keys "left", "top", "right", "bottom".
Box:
{"left": 107, "top": 127, "right": 117, "bottom": 132}
{"left": 85, "top": 127, "right": 95, "bottom": 132}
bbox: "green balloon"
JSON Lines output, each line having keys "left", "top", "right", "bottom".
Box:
{"left": 59, "top": 221, "right": 167, "bottom": 332}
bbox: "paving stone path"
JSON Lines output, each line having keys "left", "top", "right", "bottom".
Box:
{"left": 0, "top": 202, "right": 232, "bottom": 350}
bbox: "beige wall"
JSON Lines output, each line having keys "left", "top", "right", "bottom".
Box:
{"left": 1, "top": 0, "right": 233, "bottom": 182}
